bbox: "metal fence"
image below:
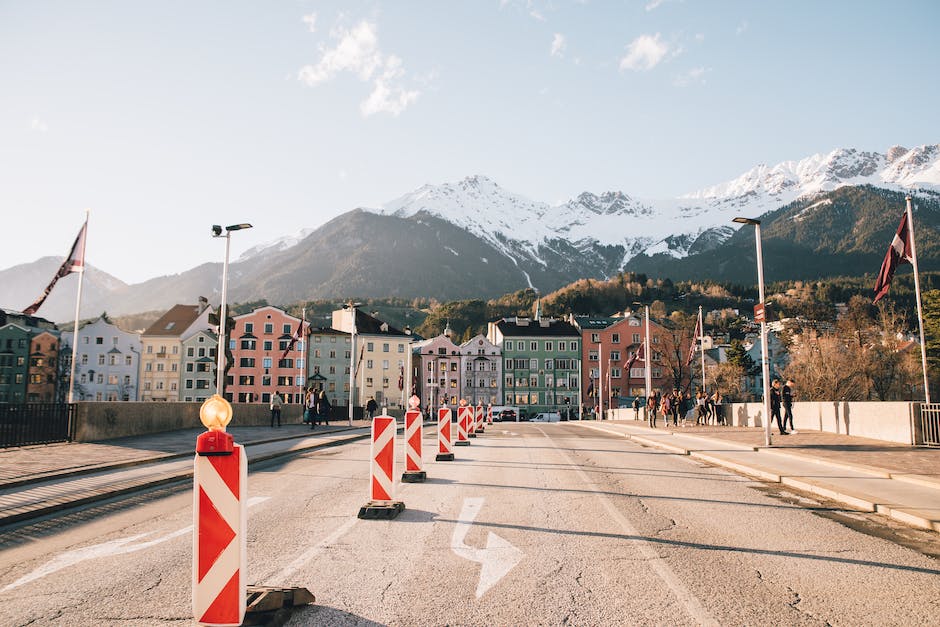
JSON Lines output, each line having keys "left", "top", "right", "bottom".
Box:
{"left": 0, "top": 403, "right": 75, "bottom": 448}
{"left": 921, "top": 403, "right": 940, "bottom": 447}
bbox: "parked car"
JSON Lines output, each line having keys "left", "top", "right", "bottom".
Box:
{"left": 498, "top": 409, "right": 517, "bottom": 422}
{"left": 530, "top": 412, "right": 561, "bottom": 423}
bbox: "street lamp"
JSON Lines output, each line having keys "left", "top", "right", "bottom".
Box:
{"left": 733, "top": 216, "right": 772, "bottom": 447}
{"left": 343, "top": 301, "right": 362, "bottom": 426}
{"left": 632, "top": 302, "right": 653, "bottom": 418}
{"left": 212, "top": 223, "right": 253, "bottom": 400}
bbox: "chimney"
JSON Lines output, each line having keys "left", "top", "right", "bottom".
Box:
{"left": 197, "top": 296, "right": 209, "bottom": 313}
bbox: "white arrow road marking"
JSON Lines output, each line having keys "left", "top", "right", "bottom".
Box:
{"left": 451, "top": 497, "right": 523, "bottom": 598}
{"left": 1, "top": 496, "right": 270, "bottom": 592}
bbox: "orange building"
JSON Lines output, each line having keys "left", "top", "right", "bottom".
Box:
{"left": 27, "top": 330, "right": 60, "bottom": 402}
{"left": 227, "top": 306, "right": 307, "bottom": 407}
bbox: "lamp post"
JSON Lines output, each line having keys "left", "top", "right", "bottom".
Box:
{"left": 733, "top": 217, "right": 772, "bottom": 447}
{"left": 343, "top": 301, "right": 361, "bottom": 426}
{"left": 211, "top": 223, "right": 253, "bottom": 400}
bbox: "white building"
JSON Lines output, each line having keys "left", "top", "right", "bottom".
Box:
{"left": 68, "top": 315, "right": 141, "bottom": 401}
{"left": 460, "top": 334, "right": 502, "bottom": 405}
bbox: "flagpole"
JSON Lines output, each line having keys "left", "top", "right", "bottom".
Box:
{"left": 299, "top": 306, "right": 306, "bottom": 415}
{"left": 644, "top": 305, "right": 652, "bottom": 402}
{"left": 906, "top": 196, "right": 931, "bottom": 403}
{"left": 598, "top": 342, "right": 604, "bottom": 419}
{"left": 699, "top": 305, "right": 706, "bottom": 394}
{"left": 67, "top": 210, "right": 90, "bottom": 404}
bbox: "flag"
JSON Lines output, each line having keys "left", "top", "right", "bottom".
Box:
{"left": 586, "top": 379, "right": 595, "bottom": 398}
{"left": 685, "top": 315, "right": 702, "bottom": 366}
{"left": 398, "top": 365, "right": 404, "bottom": 391}
{"left": 280, "top": 310, "right": 305, "bottom": 361}
{"left": 873, "top": 210, "right": 914, "bottom": 303}
{"left": 23, "top": 221, "right": 87, "bottom": 316}
{"left": 624, "top": 343, "right": 645, "bottom": 373}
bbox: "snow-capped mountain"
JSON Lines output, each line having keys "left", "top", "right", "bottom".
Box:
{"left": 376, "top": 144, "right": 940, "bottom": 268}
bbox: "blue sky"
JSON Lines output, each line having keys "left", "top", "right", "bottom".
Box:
{"left": 2, "top": 0, "right": 938, "bottom": 283}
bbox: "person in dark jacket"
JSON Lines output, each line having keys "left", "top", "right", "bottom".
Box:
{"left": 366, "top": 396, "right": 378, "bottom": 419}
{"left": 770, "top": 379, "right": 787, "bottom": 435}
{"left": 317, "top": 390, "right": 332, "bottom": 426}
{"left": 782, "top": 379, "right": 795, "bottom": 433}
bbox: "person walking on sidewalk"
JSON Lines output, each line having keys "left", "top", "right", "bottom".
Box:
{"left": 783, "top": 379, "right": 796, "bottom": 434}
{"left": 270, "top": 391, "right": 283, "bottom": 428}
{"left": 317, "top": 390, "right": 332, "bottom": 426}
{"left": 647, "top": 392, "right": 658, "bottom": 428}
{"left": 632, "top": 396, "right": 640, "bottom": 421}
{"left": 770, "top": 379, "right": 787, "bottom": 435}
{"left": 366, "top": 396, "right": 378, "bottom": 420}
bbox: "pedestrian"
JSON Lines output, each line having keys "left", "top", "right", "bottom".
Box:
{"left": 366, "top": 396, "right": 378, "bottom": 420}
{"left": 647, "top": 392, "right": 657, "bottom": 428}
{"left": 317, "top": 390, "right": 332, "bottom": 426}
{"left": 714, "top": 391, "right": 725, "bottom": 425}
{"left": 671, "top": 390, "right": 680, "bottom": 426}
{"left": 695, "top": 390, "right": 706, "bottom": 425}
{"left": 270, "top": 390, "right": 283, "bottom": 428}
{"left": 783, "top": 379, "right": 796, "bottom": 433}
{"left": 632, "top": 396, "right": 640, "bottom": 421}
{"left": 705, "top": 391, "right": 716, "bottom": 425}
{"left": 660, "top": 392, "right": 671, "bottom": 429}
{"left": 304, "top": 387, "right": 315, "bottom": 427}
{"left": 770, "top": 379, "right": 787, "bottom": 435}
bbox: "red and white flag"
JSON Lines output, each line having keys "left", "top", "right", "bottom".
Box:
{"left": 685, "top": 315, "right": 702, "bottom": 366}
{"left": 624, "top": 343, "right": 645, "bottom": 372}
{"left": 280, "top": 310, "right": 306, "bottom": 361}
{"left": 23, "top": 221, "right": 87, "bottom": 316}
{"left": 873, "top": 210, "right": 914, "bottom": 303}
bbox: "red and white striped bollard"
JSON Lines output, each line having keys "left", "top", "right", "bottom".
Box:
{"left": 436, "top": 405, "right": 454, "bottom": 461}
{"left": 402, "top": 395, "right": 426, "bottom": 482}
{"left": 359, "top": 413, "right": 405, "bottom": 519}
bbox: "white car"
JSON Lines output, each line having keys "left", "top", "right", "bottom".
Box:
{"left": 530, "top": 412, "right": 561, "bottom": 422}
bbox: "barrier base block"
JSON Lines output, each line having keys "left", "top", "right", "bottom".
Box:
{"left": 468, "top": 433, "right": 477, "bottom": 438}
{"left": 358, "top": 500, "right": 405, "bottom": 520}
{"left": 477, "top": 427, "right": 485, "bottom": 433}
{"left": 435, "top": 452, "right": 455, "bottom": 461}
{"left": 243, "top": 586, "right": 315, "bottom": 626}
{"left": 454, "top": 441, "right": 471, "bottom": 447}
{"left": 401, "top": 470, "right": 426, "bottom": 483}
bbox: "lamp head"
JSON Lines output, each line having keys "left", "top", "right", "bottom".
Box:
{"left": 211, "top": 225, "right": 223, "bottom": 237}
{"left": 226, "top": 223, "right": 253, "bottom": 232}
{"left": 732, "top": 217, "right": 761, "bottom": 226}
{"left": 199, "top": 393, "right": 233, "bottom": 431}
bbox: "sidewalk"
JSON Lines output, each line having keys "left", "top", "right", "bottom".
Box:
{"left": 0, "top": 420, "right": 375, "bottom": 527}
{"left": 573, "top": 419, "right": 940, "bottom": 533}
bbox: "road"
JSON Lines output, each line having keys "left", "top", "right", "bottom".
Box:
{"left": 1, "top": 423, "right": 938, "bottom": 625}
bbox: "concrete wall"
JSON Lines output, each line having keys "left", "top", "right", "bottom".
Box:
{"left": 73, "top": 402, "right": 303, "bottom": 442}
{"left": 606, "top": 401, "right": 919, "bottom": 445}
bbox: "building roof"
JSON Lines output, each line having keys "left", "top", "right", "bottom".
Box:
{"left": 309, "top": 326, "right": 349, "bottom": 336}
{"left": 493, "top": 317, "right": 580, "bottom": 338}
{"left": 142, "top": 304, "right": 207, "bottom": 337}
{"left": 572, "top": 316, "right": 617, "bottom": 331}
{"left": 354, "top": 309, "right": 410, "bottom": 337}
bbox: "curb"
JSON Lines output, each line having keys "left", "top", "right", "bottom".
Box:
{"left": 569, "top": 421, "right": 940, "bottom": 534}
{"left": 0, "top": 429, "right": 372, "bottom": 528}
{"left": 0, "top": 425, "right": 370, "bottom": 491}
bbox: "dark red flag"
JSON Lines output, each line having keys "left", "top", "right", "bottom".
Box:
{"left": 873, "top": 211, "right": 913, "bottom": 304}
{"left": 23, "top": 221, "right": 87, "bottom": 316}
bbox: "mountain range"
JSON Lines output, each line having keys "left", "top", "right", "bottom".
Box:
{"left": 3, "top": 144, "right": 939, "bottom": 323}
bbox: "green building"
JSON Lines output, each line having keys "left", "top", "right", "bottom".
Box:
{"left": 487, "top": 316, "right": 581, "bottom": 416}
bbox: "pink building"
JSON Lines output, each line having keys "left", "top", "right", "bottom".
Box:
{"left": 227, "top": 306, "right": 307, "bottom": 407}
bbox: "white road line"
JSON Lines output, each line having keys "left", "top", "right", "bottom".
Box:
{"left": 539, "top": 428, "right": 719, "bottom": 627}
{"left": 1, "top": 496, "right": 270, "bottom": 592}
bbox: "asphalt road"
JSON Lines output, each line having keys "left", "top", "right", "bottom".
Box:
{"left": 0, "top": 423, "right": 938, "bottom": 626}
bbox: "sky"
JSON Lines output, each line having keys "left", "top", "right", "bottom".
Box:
{"left": 2, "top": 0, "right": 939, "bottom": 284}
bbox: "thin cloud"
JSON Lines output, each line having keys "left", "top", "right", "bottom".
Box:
{"left": 620, "top": 33, "right": 670, "bottom": 72}
{"left": 674, "top": 66, "right": 709, "bottom": 87}
{"left": 736, "top": 20, "right": 748, "bottom": 35}
{"left": 645, "top": 0, "right": 665, "bottom": 11}
{"left": 30, "top": 117, "right": 48, "bottom": 132}
{"left": 298, "top": 20, "right": 420, "bottom": 117}
{"left": 550, "top": 33, "right": 567, "bottom": 58}
{"left": 301, "top": 13, "right": 317, "bottom": 33}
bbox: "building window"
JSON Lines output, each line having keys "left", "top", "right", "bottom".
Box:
{"left": 545, "top": 341, "right": 553, "bottom": 351}
{"left": 505, "top": 341, "right": 513, "bottom": 350}
{"left": 632, "top": 333, "right": 641, "bottom": 343}
{"left": 398, "top": 344, "right": 404, "bottom": 353}
{"left": 264, "top": 323, "right": 273, "bottom": 334}
{"left": 366, "top": 377, "right": 373, "bottom": 387}
{"left": 125, "top": 356, "right": 133, "bottom": 366}
{"left": 283, "top": 323, "right": 291, "bottom": 334}
{"left": 383, "top": 343, "right": 389, "bottom": 352}
{"left": 591, "top": 333, "right": 600, "bottom": 343}
{"left": 558, "top": 341, "right": 566, "bottom": 351}
{"left": 262, "top": 357, "right": 272, "bottom": 368}
{"left": 263, "top": 340, "right": 273, "bottom": 351}
{"left": 98, "top": 355, "right": 106, "bottom": 365}
{"left": 530, "top": 341, "right": 537, "bottom": 351}
{"left": 545, "top": 359, "right": 554, "bottom": 370}
{"left": 367, "top": 342, "right": 374, "bottom": 352}
{"left": 610, "top": 351, "right": 620, "bottom": 361}
{"left": 589, "top": 351, "right": 598, "bottom": 361}
{"left": 612, "top": 333, "right": 620, "bottom": 343}
{"left": 245, "top": 323, "right": 253, "bottom": 333}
